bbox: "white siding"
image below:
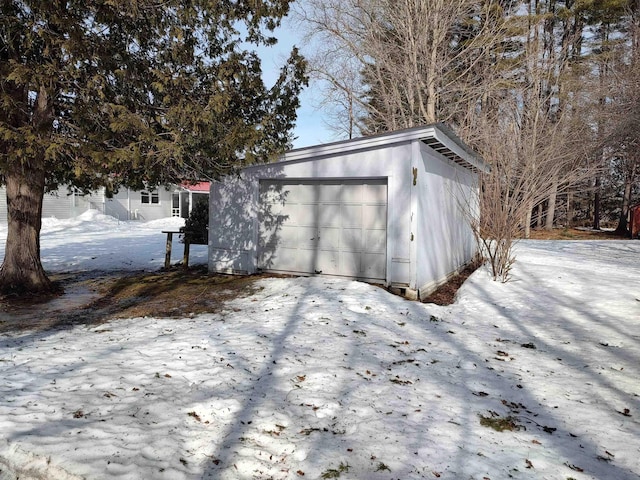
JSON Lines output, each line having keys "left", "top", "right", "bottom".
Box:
{"left": 415, "top": 141, "right": 478, "bottom": 296}
{"left": 0, "top": 186, "right": 99, "bottom": 221}
{"left": 0, "top": 189, "right": 6, "bottom": 221}
{"left": 106, "top": 188, "right": 174, "bottom": 221}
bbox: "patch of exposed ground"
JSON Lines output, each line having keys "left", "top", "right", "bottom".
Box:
{"left": 0, "top": 267, "right": 270, "bottom": 334}
{"left": 421, "top": 262, "right": 477, "bottom": 306}
{"left": 89, "top": 266, "right": 267, "bottom": 319}
{"left": 525, "top": 227, "right": 626, "bottom": 240}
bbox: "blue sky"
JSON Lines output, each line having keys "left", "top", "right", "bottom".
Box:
{"left": 256, "top": 20, "right": 337, "bottom": 149}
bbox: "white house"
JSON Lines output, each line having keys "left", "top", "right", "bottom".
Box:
{"left": 0, "top": 182, "right": 209, "bottom": 223}
{"left": 105, "top": 182, "right": 210, "bottom": 220}
{"left": 208, "top": 124, "right": 487, "bottom": 298}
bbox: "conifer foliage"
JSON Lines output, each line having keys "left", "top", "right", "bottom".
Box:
{"left": 0, "top": 0, "right": 307, "bottom": 294}
{"left": 182, "top": 200, "right": 209, "bottom": 246}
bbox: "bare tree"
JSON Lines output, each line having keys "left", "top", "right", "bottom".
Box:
{"left": 465, "top": 99, "right": 594, "bottom": 280}
{"left": 606, "top": 12, "right": 640, "bottom": 235}
{"left": 454, "top": 2, "right": 598, "bottom": 278}
{"left": 296, "top": 0, "right": 506, "bottom": 132}
{"left": 306, "top": 50, "right": 365, "bottom": 139}
{"left": 297, "top": 0, "right": 619, "bottom": 281}
{"left": 292, "top": 0, "right": 370, "bottom": 138}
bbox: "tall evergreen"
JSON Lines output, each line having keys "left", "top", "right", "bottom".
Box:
{"left": 0, "top": 0, "right": 307, "bottom": 294}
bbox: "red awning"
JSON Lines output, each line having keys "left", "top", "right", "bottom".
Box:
{"left": 180, "top": 181, "right": 210, "bottom": 192}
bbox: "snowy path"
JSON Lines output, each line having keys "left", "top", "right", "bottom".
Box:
{"left": 0, "top": 215, "right": 639, "bottom": 479}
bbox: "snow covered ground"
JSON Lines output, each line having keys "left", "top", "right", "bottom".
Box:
{"left": 0, "top": 212, "right": 639, "bottom": 480}
{"left": 7, "top": 210, "right": 208, "bottom": 273}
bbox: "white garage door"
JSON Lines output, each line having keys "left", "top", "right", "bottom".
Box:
{"left": 258, "top": 179, "right": 387, "bottom": 281}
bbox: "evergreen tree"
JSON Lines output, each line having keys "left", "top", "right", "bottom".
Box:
{"left": 182, "top": 200, "right": 209, "bottom": 245}
{"left": 0, "top": 0, "right": 307, "bottom": 294}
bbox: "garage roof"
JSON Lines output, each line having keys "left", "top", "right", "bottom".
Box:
{"left": 278, "top": 123, "right": 487, "bottom": 173}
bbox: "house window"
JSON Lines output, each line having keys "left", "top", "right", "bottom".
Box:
{"left": 141, "top": 190, "right": 159, "bottom": 204}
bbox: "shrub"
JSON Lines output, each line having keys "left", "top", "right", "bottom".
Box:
{"left": 181, "top": 200, "right": 209, "bottom": 244}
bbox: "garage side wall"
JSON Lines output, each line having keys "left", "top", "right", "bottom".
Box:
{"left": 415, "top": 142, "right": 479, "bottom": 297}
{"left": 209, "top": 173, "right": 263, "bottom": 274}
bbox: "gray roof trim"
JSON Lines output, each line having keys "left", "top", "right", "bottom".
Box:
{"left": 244, "top": 124, "right": 487, "bottom": 172}
{"left": 421, "top": 124, "right": 488, "bottom": 173}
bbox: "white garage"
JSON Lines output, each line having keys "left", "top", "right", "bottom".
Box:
{"left": 209, "top": 124, "right": 487, "bottom": 298}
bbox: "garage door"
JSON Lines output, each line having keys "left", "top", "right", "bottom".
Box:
{"left": 258, "top": 179, "right": 387, "bottom": 281}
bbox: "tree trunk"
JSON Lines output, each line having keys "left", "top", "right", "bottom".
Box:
{"left": 593, "top": 175, "right": 601, "bottom": 230}
{"left": 524, "top": 206, "right": 532, "bottom": 239}
{"left": 614, "top": 163, "right": 636, "bottom": 236}
{"left": 0, "top": 165, "right": 53, "bottom": 295}
{"left": 545, "top": 178, "right": 558, "bottom": 230}
{"left": 566, "top": 191, "right": 573, "bottom": 228}
{"left": 535, "top": 203, "right": 544, "bottom": 229}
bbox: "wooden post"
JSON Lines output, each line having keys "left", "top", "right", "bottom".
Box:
{"left": 182, "top": 240, "right": 190, "bottom": 268}
{"left": 164, "top": 231, "right": 173, "bottom": 269}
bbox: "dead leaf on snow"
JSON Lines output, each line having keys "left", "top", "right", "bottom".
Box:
{"left": 188, "top": 411, "right": 202, "bottom": 422}
{"left": 564, "top": 462, "right": 584, "bottom": 472}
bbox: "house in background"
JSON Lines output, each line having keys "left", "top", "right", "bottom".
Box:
{"left": 105, "top": 181, "right": 210, "bottom": 221}
{"left": 171, "top": 182, "right": 210, "bottom": 219}
{"left": 0, "top": 182, "right": 210, "bottom": 223}
{"left": 208, "top": 124, "right": 487, "bottom": 299}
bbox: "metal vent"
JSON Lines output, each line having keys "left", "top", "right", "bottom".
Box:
{"left": 421, "top": 137, "right": 479, "bottom": 173}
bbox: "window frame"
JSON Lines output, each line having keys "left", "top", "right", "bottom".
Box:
{"left": 141, "top": 190, "right": 160, "bottom": 205}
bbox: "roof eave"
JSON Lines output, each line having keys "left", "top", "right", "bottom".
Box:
{"left": 281, "top": 125, "right": 440, "bottom": 163}
{"left": 424, "top": 125, "right": 489, "bottom": 173}
{"left": 241, "top": 124, "right": 488, "bottom": 173}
